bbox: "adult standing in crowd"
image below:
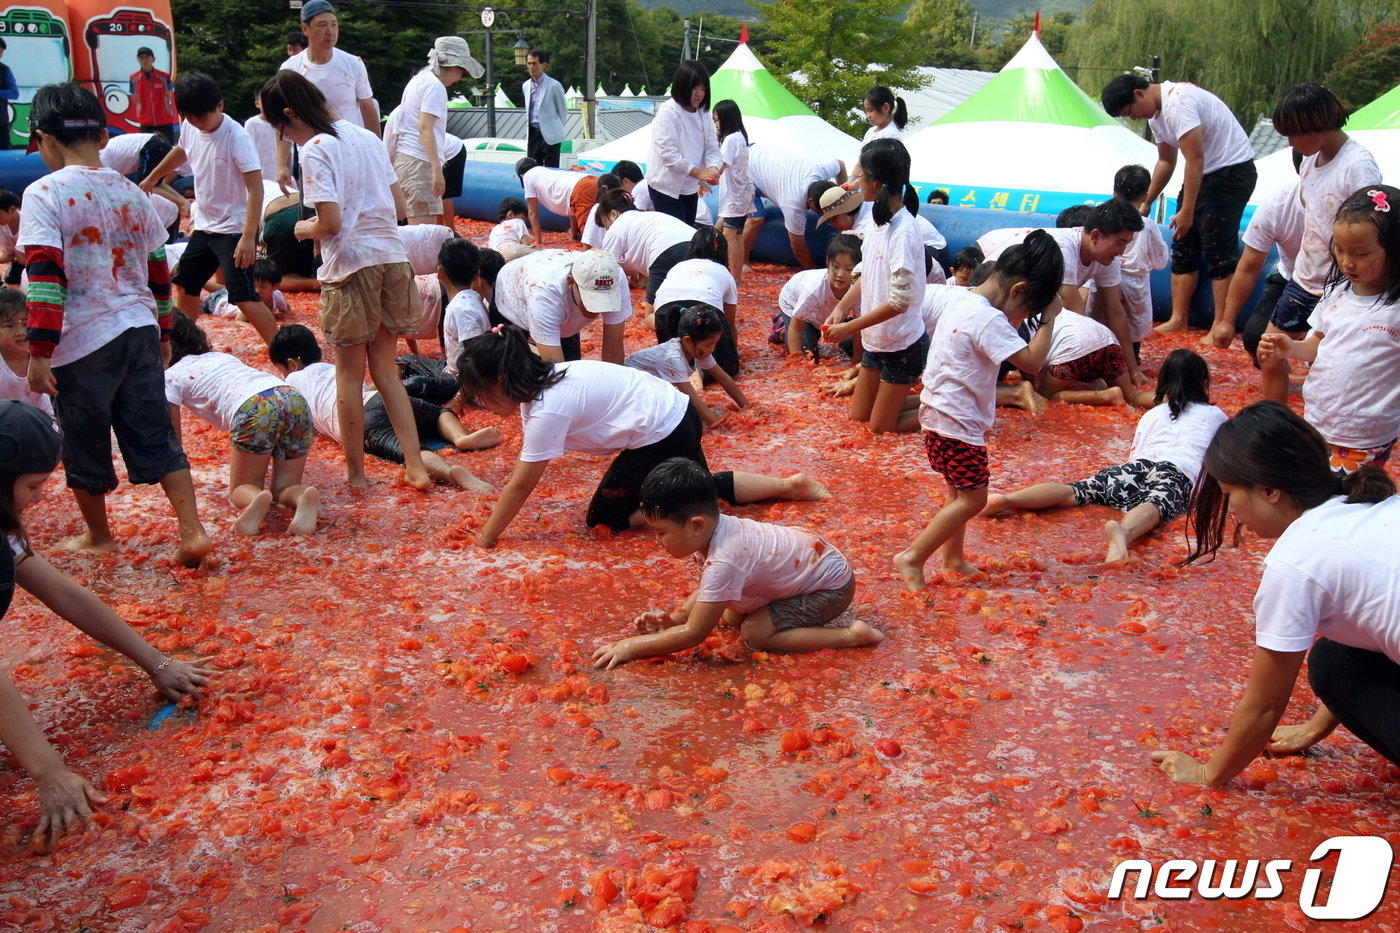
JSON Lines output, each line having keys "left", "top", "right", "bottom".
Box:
{"left": 522, "top": 49, "right": 566, "bottom": 168}
{"left": 1101, "top": 75, "right": 1255, "bottom": 336}
{"left": 645, "top": 60, "right": 719, "bottom": 226}
{"left": 0, "top": 39, "right": 16, "bottom": 148}
{"left": 393, "top": 37, "right": 482, "bottom": 225}
{"left": 129, "top": 46, "right": 176, "bottom": 143}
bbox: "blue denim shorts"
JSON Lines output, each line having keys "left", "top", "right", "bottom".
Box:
{"left": 1269, "top": 279, "right": 1321, "bottom": 333}
{"left": 860, "top": 331, "right": 929, "bottom": 384}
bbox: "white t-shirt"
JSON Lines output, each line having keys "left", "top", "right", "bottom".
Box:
{"left": 1148, "top": 81, "right": 1254, "bottom": 174}
{"left": 1119, "top": 221, "right": 1170, "bottom": 340}
{"left": 696, "top": 513, "right": 853, "bottom": 613}
{"left": 913, "top": 213, "right": 946, "bottom": 251}
{"left": 717, "top": 132, "right": 752, "bottom": 219}
{"left": 518, "top": 359, "right": 686, "bottom": 462}
{"left": 863, "top": 122, "right": 903, "bottom": 142}
{"left": 395, "top": 69, "right": 453, "bottom": 163}
{"left": 495, "top": 249, "right": 632, "bottom": 347}
{"left": 1043, "top": 308, "right": 1117, "bottom": 366}
{"left": 780, "top": 268, "right": 842, "bottom": 326}
{"left": 489, "top": 218, "right": 530, "bottom": 252}
{"left": 98, "top": 132, "right": 155, "bottom": 175}
{"left": 601, "top": 209, "right": 695, "bottom": 276}
{"left": 1242, "top": 182, "right": 1303, "bottom": 282}
{"left": 443, "top": 289, "right": 490, "bottom": 376}
{"left": 281, "top": 48, "right": 374, "bottom": 129}
{"left": 208, "top": 288, "right": 289, "bottom": 319}
{"left": 1303, "top": 285, "right": 1400, "bottom": 449}
{"left": 579, "top": 209, "right": 606, "bottom": 249}
{"left": 244, "top": 115, "right": 279, "bottom": 182}
{"left": 983, "top": 226, "right": 1123, "bottom": 290}
{"left": 625, "top": 337, "right": 714, "bottom": 383}
{"left": 920, "top": 288, "right": 1027, "bottom": 445}
{"left": 652, "top": 259, "right": 737, "bottom": 310}
{"left": 919, "top": 282, "right": 962, "bottom": 336}
{"left": 18, "top": 166, "right": 168, "bottom": 366}
{"left": 1128, "top": 401, "right": 1228, "bottom": 482}
{"left": 747, "top": 145, "right": 841, "bottom": 236}
{"left": 859, "top": 208, "right": 926, "bottom": 354}
{"left": 164, "top": 351, "right": 288, "bottom": 433}
{"left": 300, "top": 121, "right": 407, "bottom": 282}
{"left": 521, "top": 166, "right": 583, "bottom": 216}
{"left": 0, "top": 363, "right": 52, "bottom": 416}
{"left": 1294, "top": 138, "right": 1381, "bottom": 295}
{"left": 399, "top": 224, "right": 455, "bottom": 276}
{"left": 975, "top": 226, "right": 1034, "bottom": 261}
{"left": 179, "top": 116, "right": 261, "bottom": 235}
{"left": 1254, "top": 496, "right": 1400, "bottom": 661}
{"left": 284, "top": 360, "right": 341, "bottom": 445}
{"left": 645, "top": 99, "right": 721, "bottom": 199}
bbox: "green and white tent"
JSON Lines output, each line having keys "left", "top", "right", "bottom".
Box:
{"left": 1253, "top": 82, "right": 1396, "bottom": 200}
{"left": 578, "top": 40, "right": 860, "bottom": 170}
{"left": 902, "top": 32, "right": 1158, "bottom": 212}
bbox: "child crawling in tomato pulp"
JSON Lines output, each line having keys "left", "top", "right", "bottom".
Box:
{"left": 592, "top": 458, "right": 883, "bottom": 669}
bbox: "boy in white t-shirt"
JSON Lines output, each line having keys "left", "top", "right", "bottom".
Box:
{"left": 140, "top": 73, "right": 277, "bottom": 345}
{"left": 20, "top": 83, "right": 211, "bottom": 566}
{"left": 200, "top": 259, "right": 291, "bottom": 321}
{"left": 592, "top": 458, "right": 882, "bottom": 669}
{"left": 1111, "top": 165, "right": 1170, "bottom": 349}
{"left": 437, "top": 238, "right": 492, "bottom": 375}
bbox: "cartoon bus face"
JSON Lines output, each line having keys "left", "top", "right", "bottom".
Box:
{"left": 84, "top": 7, "right": 171, "bottom": 131}
{"left": 0, "top": 7, "right": 72, "bottom": 147}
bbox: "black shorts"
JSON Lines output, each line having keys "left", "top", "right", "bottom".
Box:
{"left": 585, "top": 405, "right": 736, "bottom": 531}
{"left": 860, "top": 331, "right": 929, "bottom": 384}
{"left": 1168, "top": 160, "right": 1256, "bottom": 280}
{"left": 1241, "top": 271, "right": 1288, "bottom": 363}
{"left": 51, "top": 326, "right": 188, "bottom": 493}
{"left": 363, "top": 393, "right": 447, "bottom": 464}
{"left": 443, "top": 147, "right": 467, "bottom": 199}
{"left": 173, "top": 230, "right": 257, "bottom": 303}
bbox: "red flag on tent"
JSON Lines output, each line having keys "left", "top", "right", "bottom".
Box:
{"left": 740, "top": 23, "right": 749, "bottom": 44}
{"left": 1033, "top": 12, "right": 1040, "bottom": 34}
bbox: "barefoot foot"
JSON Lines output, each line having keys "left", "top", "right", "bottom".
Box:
{"left": 1154, "top": 319, "right": 1187, "bottom": 334}
{"left": 288, "top": 487, "right": 320, "bottom": 535}
{"left": 58, "top": 532, "right": 117, "bottom": 555}
{"left": 1009, "top": 381, "right": 1046, "bottom": 416}
{"left": 172, "top": 531, "right": 214, "bottom": 568}
{"left": 785, "top": 473, "right": 830, "bottom": 500}
{"left": 1103, "top": 520, "right": 1131, "bottom": 565}
{"left": 940, "top": 558, "right": 979, "bottom": 576}
{"left": 893, "top": 549, "right": 927, "bottom": 592}
{"left": 233, "top": 491, "right": 273, "bottom": 535}
{"left": 457, "top": 426, "right": 502, "bottom": 451}
{"left": 449, "top": 465, "right": 496, "bottom": 493}
{"left": 403, "top": 466, "right": 433, "bottom": 491}
{"left": 980, "top": 493, "right": 1013, "bottom": 517}
{"left": 844, "top": 618, "right": 885, "bottom": 647}
{"left": 346, "top": 469, "right": 369, "bottom": 489}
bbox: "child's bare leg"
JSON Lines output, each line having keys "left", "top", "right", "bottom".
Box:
{"left": 65, "top": 489, "right": 118, "bottom": 554}
{"left": 157, "top": 469, "right": 213, "bottom": 566}
{"left": 1104, "top": 503, "right": 1162, "bottom": 564}
{"left": 173, "top": 285, "right": 201, "bottom": 322}
{"left": 234, "top": 300, "right": 277, "bottom": 345}
{"left": 1258, "top": 323, "right": 1299, "bottom": 403}
{"left": 847, "top": 365, "right": 879, "bottom": 423}
{"left": 728, "top": 471, "right": 829, "bottom": 503}
{"left": 333, "top": 343, "right": 371, "bottom": 487}
{"left": 436, "top": 410, "right": 502, "bottom": 451}
{"left": 228, "top": 449, "right": 272, "bottom": 535}
{"left": 981, "top": 482, "right": 1076, "bottom": 516}
{"left": 422, "top": 450, "right": 494, "bottom": 492}
{"left": 367, "top": 327, "right": 432, "bottom": 489}
{"left": 1051, "top": 386, "right": 1125, "bottom": 406}
{"left": 270, "top": 456, "right": 318, "bottom": 535}
{"left": 893, "top": 485, "right": 987, "bottom": 590}
{"left": 869, "top": 382, "right": 918, "bottom": 434}
{"left": 997, "top": 381, "right": 1045, "bottom": 416}
{"left": 1109, "top": 374, "right": 1155, "bottom": 407}
{"left": 723, "top": 225, "right": 743, "bottom": 287}
{"left": 741, "top": 607, "right": 884, "bottom": 653}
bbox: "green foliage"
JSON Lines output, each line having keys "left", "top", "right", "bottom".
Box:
{"left": 754, "top": 0, "right": 927, "bottom": 134}
{"left": 906, "top": 0, "right": 979, "bottom": 69}
{"left": 978, "top": 11, "right": 1075, "bottom": 71}
{"left": 1323, "top": 21, "right": 1400, "bottom": 112}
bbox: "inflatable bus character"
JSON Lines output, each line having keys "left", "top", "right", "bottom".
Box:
{"left": 0, "top": 4, "right": 72, "bottom": 148}
{"left": 78, "top": 3, "right": 172, "bottom": 133}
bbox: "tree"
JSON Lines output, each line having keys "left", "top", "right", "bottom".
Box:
{"left": 755, "top": 0, "right": 926, "bottom": 135}
{"left": 905, "top": 0, "right": 978, "bottom": 70}
{"left": 979, "top": 11, "right": 1076, "bottom": 72}
{"left": 1323, "top": 21, "right": 1400, "bottom": 112}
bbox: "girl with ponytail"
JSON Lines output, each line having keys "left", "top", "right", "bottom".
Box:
{"left": 456, "top": 326, "right": 829, "bottom": 547}
{"left": 822, "top": 138, "right": 927, "bottom": 434}
{"left": 1153, "top": 401, "right": 1400, "bottom": 789}
{"left": 862, "top": 86, "right": 908, "bottom": 142}
{"left": 894, "top": 229, "right": 1064, "bottom": 590}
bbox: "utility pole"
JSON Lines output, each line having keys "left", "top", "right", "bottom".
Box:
{"left": 584, "top": 0, "right": 597, "bottom": 138}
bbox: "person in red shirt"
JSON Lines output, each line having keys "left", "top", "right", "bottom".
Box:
{"left": 129, "top": 47, "right": 176, "bottom": 143}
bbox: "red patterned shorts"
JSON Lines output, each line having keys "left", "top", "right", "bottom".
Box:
{"left": 923, "top": 431, "right": 990, "bottom": 490}
{"left": 1046, "top": 343, "right": 1127, "bottom": 384}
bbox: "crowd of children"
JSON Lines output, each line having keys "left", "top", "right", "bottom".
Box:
{"left": 1, "top": 43, "right": 1398, "bottom": 846}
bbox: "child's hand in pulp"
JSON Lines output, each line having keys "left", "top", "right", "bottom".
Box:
{"left": 634, "top": 610, "right": 679, "bottom": 633}
{"left": 151, "top": 656, "right": 215, "bottom": 702}
{"left": 33, "top": 768, "right": 105, "bottom": 851}
{"left": 592, "top": 638, "right": 636, "bottom": 670}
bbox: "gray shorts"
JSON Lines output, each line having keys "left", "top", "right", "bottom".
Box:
{"left": 769, "top": 574, "right": 857, "bottom": 631}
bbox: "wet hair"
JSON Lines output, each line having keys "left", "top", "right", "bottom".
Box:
{"left": 639, "top": 457, "right": 719, "bottom": 524}
{"left": 498, "top": 196, "right": 527, "bottom": 220}
{"left": 1056, "top": 204, "right": 1093, "bottom": 228}
{"left": 1101, "top": 74, "right": 1149, "bottom": 116}
{"left": 30, "top": 83, "right": 105, "bottom": 147}
{"left": 251, "top": 258, "right": 282, "bottom": 285}
{"left": 0, "top": 189, "right": 18, "bottom": 212}
{"left": 992, "top": 229, "right": 1064, "bottom": 315}
{"left": 926, "top": 188, "right": 950, "bottom": 205}
{"left": 713, "top": 99, "right": 748, "bottom": 144}
{"left": 1154, "top": 348, "right": 1210, "bottom": 419}
{"left": 593, "top": 188, "right": 635, "bottom": 227}
{"left": 478, "top": 248, "right": 505, "bottom": 287}
{"left": 969, "top": 260, "right": 997, "bottom": 287}
{"left": 0, "top": 288, "right": 24, "bottom": 324}
{"left": 1186, "top": 401, "right": 1396, "bottom": 563}
{"left": 677, "top": 303, "right": 724, "bottom": 343}
{"left": 1113, "top": 164, "right": 1151, "bottom": 203}
{"left": 168, "top": 313, "right": 211, "bottom": 365}
{"left": 827, "top": 233, "right": 862, "bottom": 266}
{"left": 528, "top": 48, "right": 550, "bottom": 65}
{"left": 1325, "top": 184, "right": 1400, "bottom": 304}
{"left": 173, "top": 73, "right": 223, "bottom": 118}
{"left": 1272, "top": 82, "right": 1347, "bottom": 136}
{"left": 259, "top": 70, "right": 338, "bottom": 139}
{"left": 514, "top": 157, "right": 538, "bottom": 182}
{"left": 285, "top": 29, "right": 308, "bottom": 50}
{"left": 864, "top": 86, "right": 907, "bottom": 130}
{"left": 859, "top": 138, "right": 919, "bottom": 226}
{"left": 1084, "top": 198, "right": 1144, "bottom": 236}
{"left": 685, "top": 226, "right": 728, "bottom": 265}
{"left": 952, "top": 245, "right": 984, "bottom": 271}
{"left": 438, "top": 237, "right": 482, "bottom": 288}
{"left": 455, "top": 324, "right": 564, "bottom": 407}
{"left": 807, "top": 179, "right": 838, "bottom": 210}
{"left": 269, "top": 323, "right": 322, "bottom": 367}
{"left": 669, "top": 60, "right": 711, "bottom": 111}
{"left": 612, "top": 160, "right": 643, "bottom": 184}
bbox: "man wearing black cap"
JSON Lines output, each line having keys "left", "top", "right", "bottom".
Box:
{"left": 129, "top": 46, "right": 176, "bottom": 144}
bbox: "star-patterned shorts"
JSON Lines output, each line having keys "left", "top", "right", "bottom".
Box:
{"left": 1068, "top": 458, "right": 1192, "bottom": 521}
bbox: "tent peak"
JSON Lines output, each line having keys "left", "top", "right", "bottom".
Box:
{"left": 1000, "top": 31, "right": 1059, "bottom": 73}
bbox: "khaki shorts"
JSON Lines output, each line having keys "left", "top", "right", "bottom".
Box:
{"left": 393, "top": 152, "right": 439, "bottom": 218}
{"left": 319, "top": 261, "right": 418, "bottom": 346}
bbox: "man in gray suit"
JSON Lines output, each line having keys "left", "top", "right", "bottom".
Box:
{"left": 522, "top": 48, "right": 567, "bottom": 167}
